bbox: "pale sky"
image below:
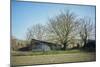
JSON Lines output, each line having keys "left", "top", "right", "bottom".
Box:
{"left": 12, "top": 0, "right": 96, "bottom": 40}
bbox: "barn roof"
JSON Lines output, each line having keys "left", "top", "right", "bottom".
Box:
{"left": 31, "top": 39, "right": 61, "bottom": 46}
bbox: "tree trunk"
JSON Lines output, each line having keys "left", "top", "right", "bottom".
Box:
{"left": 83, "top": 39, "right": 87, "bottom": 48}
{"left": 62, "top": 43, "right": 67, "bottom": 50}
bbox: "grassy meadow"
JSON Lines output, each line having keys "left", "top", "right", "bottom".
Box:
{"left": 11, "top": 50, "right": 96, "bottom": 66}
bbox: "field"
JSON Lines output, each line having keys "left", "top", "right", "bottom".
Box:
{"left": 11, "top": 50, "right": 96, "bottom": 66}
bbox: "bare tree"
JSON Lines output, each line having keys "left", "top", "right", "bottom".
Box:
{"left": 11, "top": 36, "right": 18, "bottom": 51}
{"left": 47, "top": 10, "right": 78, "bottom": 50}
{"left": 26, "top": 24, "right": 46, "bottom": 41}
{"left": 79, "top": 18, "right": 95, "bottom": 46}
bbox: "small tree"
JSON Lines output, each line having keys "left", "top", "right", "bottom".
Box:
{"left": 79, "top": 18, "right": 95, "bottom": 47}
{"left": 11, "top": 36, "right": 17, "bottom": 51}
{"left": 26, "top": 24, "right": 46, "bottom": 41}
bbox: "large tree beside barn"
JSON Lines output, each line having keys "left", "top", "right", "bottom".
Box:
{"left": 47, "top": 10, "right": 79, "bottom": 50}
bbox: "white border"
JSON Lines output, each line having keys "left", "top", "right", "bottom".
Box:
{"left": 21, "top": 0, "right": 96, "bottom": 5}
{"left": 0, "top": 0, "right": 10, "bottom": 67}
